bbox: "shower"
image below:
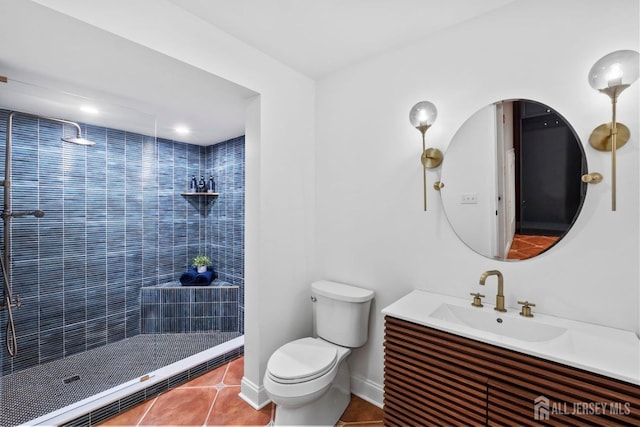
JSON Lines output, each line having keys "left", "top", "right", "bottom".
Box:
{"left": 0, "top": 113, "right": 245, "bottom": 425}
{"left": 0, "top": 111, "right": 95, "bottom": 357}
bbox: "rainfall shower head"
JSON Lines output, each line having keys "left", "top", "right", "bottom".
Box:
{"left": 61, "top": 135, "right": 96, "bottom": 146}
{"left": 61, "top": 121, "right": 96, "bottom": 146}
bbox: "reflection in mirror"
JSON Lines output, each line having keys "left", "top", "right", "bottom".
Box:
{"left": 441, "top": 100, "right": 587, "bottom": 261}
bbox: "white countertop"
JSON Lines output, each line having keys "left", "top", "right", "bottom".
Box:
{"left": 382, "top": 290, "right": 640, "bottom": 385}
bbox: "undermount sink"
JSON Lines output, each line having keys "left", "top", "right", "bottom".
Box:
{"left": 429, "top": 303, "right": 568, "bottom": 342}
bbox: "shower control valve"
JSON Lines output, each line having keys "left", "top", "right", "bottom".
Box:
{"left": 1, "top": 295, "right": 21, "bottom": 311}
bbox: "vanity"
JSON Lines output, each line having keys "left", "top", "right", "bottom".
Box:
{"left": 382, "top": 291, "right": 640, "bottom": 426}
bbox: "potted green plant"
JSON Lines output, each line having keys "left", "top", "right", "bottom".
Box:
{"left": 192, "top": 254, "right": 212, "bottom": 273}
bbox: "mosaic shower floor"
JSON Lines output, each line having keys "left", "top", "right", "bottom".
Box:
{"left": 0, "top": 332, "right": 241, "bottom": 426}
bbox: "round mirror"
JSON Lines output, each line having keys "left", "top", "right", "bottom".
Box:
{"left": 440, "top": 99, "right": 587, "bottom": 260}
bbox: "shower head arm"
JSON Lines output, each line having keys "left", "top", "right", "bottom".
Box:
{"left": 4, "top": 110, "right": 94, "bottom": 190}
{"left": 8, "top": 110, "right": 84, "bottom": 139}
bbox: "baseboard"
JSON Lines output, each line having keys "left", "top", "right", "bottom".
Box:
{"left": 240, "top": 376, "right": 271, "bottom": 410}
{"left": 239, "top": 373, "right": 383, "bottom": 411}
{"left": 350, "top": 374, "right": 383, "bottom": 408}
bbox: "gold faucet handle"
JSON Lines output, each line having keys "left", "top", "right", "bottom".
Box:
{"left": 470, "top": 292, "right": 485, "bottom": 307}
{"left": 517, "top": 300, "right": 536, "bottom": 317}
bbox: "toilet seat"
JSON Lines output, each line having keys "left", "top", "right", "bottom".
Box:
{"left": 267, "top": 337, "right": 338, "bottom": 384}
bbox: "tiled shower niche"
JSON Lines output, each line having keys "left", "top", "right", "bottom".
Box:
{"left": 0, "top": 109, "right": 245, "bottom": 376}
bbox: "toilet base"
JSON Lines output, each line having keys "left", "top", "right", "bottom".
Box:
{"left": 273, "top": 360, "right": 351, "bottom": 426}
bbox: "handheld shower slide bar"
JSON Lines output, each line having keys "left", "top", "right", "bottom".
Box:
{"left": 1, "top": 110, "right": 96, "bottom": 357}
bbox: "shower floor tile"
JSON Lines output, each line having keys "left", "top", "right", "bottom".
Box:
{"left": 99, "top": 357, "right": 385, "bottom": 426}
{"left": 0, "top": 332, "right": 241, "bottom": 426}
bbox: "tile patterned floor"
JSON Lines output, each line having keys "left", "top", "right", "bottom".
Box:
{"left": 99, "top": 356, "right": 384, "bottom": 426}
{"left": 507, "top": 233, "right": 560, "bottom": 260}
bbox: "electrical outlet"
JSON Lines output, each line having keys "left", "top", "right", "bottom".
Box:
{"left": 461, "top": 193, "right": 478, "bottom": 204}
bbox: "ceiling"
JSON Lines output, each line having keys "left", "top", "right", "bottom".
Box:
{"left": 0, "top": 0, "right": 515, "bottom": 145}
{"left": 167, "top": 0, "right": 516, "bottom": 79}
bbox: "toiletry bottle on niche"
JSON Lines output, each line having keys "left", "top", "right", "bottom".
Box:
{"left": 208, "top": 175, "right": 215, "bottom": 193}
{"left": 198, "top": 176, "right": 206, "bottom": 192}
{"left": 190, "top": 175, "right": 197, "bottom": 192}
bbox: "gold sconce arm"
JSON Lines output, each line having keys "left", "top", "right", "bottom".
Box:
{"left": 419, "top": 143, "right": 443, "bottom": 210}
{"left": 588, "top": 96, "right": 628, "bottom": 210}
{"left": 420, "top": 130, "right": 428, "bottom": 211}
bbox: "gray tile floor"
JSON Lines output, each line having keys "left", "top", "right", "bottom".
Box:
{"left": 0, "top": 332, "right": 241, "bottom": 426}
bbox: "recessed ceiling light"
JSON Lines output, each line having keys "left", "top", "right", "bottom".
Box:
{"left": 175, "top": 126, "right": 190, "bottom": 135}
{"left": 80, "top": 105, "right": 99, "bottom": 114}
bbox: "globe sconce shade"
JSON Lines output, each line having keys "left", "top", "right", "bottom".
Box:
{"left": 587, "top": 49, "right": 639, "bottom": 211}
{"left": 409, "top": 101, "right": 438, "bottom": 134}
{"left": 588, "top": 50, "right": 639, "bottom": 98}
{"left": 409, "top": 100, "right": 443, "bottom": 211}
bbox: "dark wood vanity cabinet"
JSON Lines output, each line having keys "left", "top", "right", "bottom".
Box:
{"left": 383, "top": 316, "right": 640, "bottom": 426}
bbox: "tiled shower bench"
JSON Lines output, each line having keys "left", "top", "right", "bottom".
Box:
{"left": 141, "top": 280, "right": 239, "bottom": 334}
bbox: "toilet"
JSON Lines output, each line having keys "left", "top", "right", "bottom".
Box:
{"left": 263, "top": 280, "right": 375, "bottom": 426}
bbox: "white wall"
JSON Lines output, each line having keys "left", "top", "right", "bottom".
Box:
{"left": 316, "top": 0, "right": 639, "bottom": 405}
{"left": 31, "top": 0, "right": 317, "bottom": 409}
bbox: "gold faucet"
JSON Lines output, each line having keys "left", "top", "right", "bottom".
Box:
{"left": 479, "top": 270, "right": 506, "bottom": 312}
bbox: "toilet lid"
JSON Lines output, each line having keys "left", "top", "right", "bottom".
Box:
{"left": 267, "top": 338, "right": 338, "bottom": 384}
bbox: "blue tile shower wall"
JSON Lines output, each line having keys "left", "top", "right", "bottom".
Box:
{"left": 0, "top": 109, "right": 245, "bottom": 376}
{"left": 206, "top": 137, "right": 245, "bottom": 333}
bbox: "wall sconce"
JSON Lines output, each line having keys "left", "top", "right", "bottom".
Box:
{"left": 409, "top": 101, "right": 443, "bottom": 211}
{"left": 587, "top": 49, "right": 639, "bottom": 211}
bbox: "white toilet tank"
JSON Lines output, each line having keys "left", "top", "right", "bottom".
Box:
{"left": 311, "top": 280, "right": 375, "bottom": 348}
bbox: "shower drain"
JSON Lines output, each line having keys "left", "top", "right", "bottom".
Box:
{"left": 63, "top": 375, "right": 81, "bottom": 384}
